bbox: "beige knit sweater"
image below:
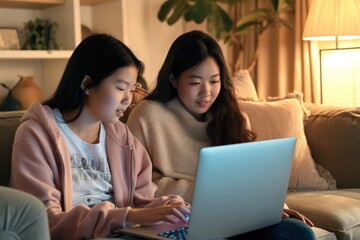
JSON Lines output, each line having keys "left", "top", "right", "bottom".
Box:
{"left": 127, "top": 98, "right": 213, "bottom": 203}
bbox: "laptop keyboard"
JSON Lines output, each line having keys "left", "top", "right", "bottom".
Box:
{"left": 157, "top": 227, "right": 188, "bottom": 239}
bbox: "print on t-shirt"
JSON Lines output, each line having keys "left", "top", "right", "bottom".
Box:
{"left": 71, "top": 153, "right": 111, "bottom": 183}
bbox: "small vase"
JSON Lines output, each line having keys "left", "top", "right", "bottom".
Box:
{"left": 12, "top": 76, "right": 43, "bottom": 109}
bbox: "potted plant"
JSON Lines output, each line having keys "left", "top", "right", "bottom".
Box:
{"left": 157, "top": 0, "right": 294, "bottom": 73}
{"left": 21, "top": 18, "right": 61, "bottom": 50}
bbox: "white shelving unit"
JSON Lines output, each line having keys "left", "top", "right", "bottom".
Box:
{"left": 0, "top": 0, "right": 190, "bottom": 100}
{"left": 0, "top": 0, "right": 125, "bottom": 98}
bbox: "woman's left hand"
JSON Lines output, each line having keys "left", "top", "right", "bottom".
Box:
{"left": 282, "top": 208, "right": 315, "bottom": 227}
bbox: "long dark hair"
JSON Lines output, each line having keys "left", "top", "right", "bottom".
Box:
{"left": 43, "top": 33, "right": 144, "bottom": 122}
{"left": 147, "top": 30, "right": 256, "bottom": 145}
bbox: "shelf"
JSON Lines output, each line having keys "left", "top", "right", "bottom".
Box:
{"left": 0, "top": 0, "right": 126, "bottom": 98}
{"left": 0, "top": 0, "right": 64, "bottom": 9}
{"left": 80, "top": 0, "right": 112, "bottom": 6}
{"left": 0, "top": 50, "right": 73, "bottom": 59}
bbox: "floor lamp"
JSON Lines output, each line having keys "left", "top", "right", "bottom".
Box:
{"left": 302, "top": 0, "right": 360, "bottom": 107}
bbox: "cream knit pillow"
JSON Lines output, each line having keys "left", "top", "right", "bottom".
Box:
{"left": 232, "top": 69, "right": 259, "bottom": 101}
{"left": 238, "top": 98, "right": 329, "bottom": 190}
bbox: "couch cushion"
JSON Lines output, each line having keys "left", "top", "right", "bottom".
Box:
{"left": 286, "top": 189, "right": 360, "bottom": 240}
{"left": 312, "top": 227, "right": 336, "bottom": 240}
{"left": 304, "top": 104, "right": 360, "bottom": 188}
{"left": 0, "top": 111, "right": 24, "bottom": 186}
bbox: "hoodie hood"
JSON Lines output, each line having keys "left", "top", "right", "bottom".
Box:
{"left": 21, "top": 102, "right": 62, "bottom": 144}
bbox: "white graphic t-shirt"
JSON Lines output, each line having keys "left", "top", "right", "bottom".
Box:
{"left": 53, "top": 109, "right": 114, "bottom": 207}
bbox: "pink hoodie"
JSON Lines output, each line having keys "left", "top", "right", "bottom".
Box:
{"left": 10, "top": 103, "right": 184, "bottom": 240}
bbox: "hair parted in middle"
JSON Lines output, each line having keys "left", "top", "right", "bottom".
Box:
{"left": 147, "top": 30, "right": 256, "bottom": 145}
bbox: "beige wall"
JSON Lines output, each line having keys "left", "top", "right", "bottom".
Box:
{"left": 121, "top": 0, "right": 183, "bottom": 89}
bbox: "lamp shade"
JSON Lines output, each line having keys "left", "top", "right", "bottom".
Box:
{"left": 303, "top": 0, "right": 360, "bottom": 41}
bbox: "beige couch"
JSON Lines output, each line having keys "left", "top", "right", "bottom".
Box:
{"left": 0, "top": 103, "right": 359, "bottom": 240}
{"left": 285, "top": 103, "right": 360, "bottom": 240}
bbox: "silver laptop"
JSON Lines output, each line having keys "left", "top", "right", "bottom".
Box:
{"left": 116, "top": 137, "right": 296, "bottom": 240}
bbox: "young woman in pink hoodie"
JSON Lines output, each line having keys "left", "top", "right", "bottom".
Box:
{"left": 10, "top": 34, "right": 190, "bottom": 240}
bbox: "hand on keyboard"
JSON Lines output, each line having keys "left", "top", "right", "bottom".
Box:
{"left": 126, "top": 202, "right": 191, "bottom": 226}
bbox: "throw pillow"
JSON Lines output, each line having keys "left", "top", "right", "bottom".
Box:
{"left": 232, "top": 69, "right": 259, "bottom": 101}
{"left": 267, "top": 91, "right": 310, "bottom": 121}
{"left": 238, "top": 98, "right": 329, "bottom": 190}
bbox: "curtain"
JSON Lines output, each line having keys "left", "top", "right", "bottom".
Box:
{"left": 293, "top": 0, "right": 321, "bottom": 103}
{"left": 228, "top": 0, "right": 321, "bottom": 103}
{"left": 256, "top": 0, "right": 323, "bottom": 102}
{"left": 255, "top": 5, "right": 296, "bottom": 100}
{"left": 226, "top": 1, "right": 258, "bottom": 77}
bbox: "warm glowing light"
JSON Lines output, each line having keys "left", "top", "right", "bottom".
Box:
{"left": 303, "top": 36, "right": 360, "bottom": 41}
{"left": 321, "top": 48, "right": 360, "bottom": 106}
{"left": 303, "top": 0, "right": 360, "bottom": 41}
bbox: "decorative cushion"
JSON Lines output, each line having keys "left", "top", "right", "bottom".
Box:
{"left": 238, "top": 98, "right": 329, "bottom": 190}
{"left": 267, "top": 91, "right": 310, "bottom": 120}
{"left": 232, "top": 69, "right": 259, "bottom": 101}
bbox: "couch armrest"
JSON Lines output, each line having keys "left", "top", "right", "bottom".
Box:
{"left": 0, "top": 111, "right": 24, "bottom": 186}
{"left": 304, "top": 103, "right": 360, "bottom": 188}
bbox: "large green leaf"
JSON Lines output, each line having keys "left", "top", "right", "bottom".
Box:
{"left": 156, "top": 0, "right": 295, "bottom": 42}
{"left": 235, "top": 21, "right": 261, "bottom": 34}
{"left": 235, "top": 8, "right": 272, "bottom": 28}
{"left": 158, "top": 0, "right": 176, "bottom": 22}
{"left": 218, "top": 5, "right": 233, "bottom": 32}
{"left": 167, "top": 1, "right": 190, "bottom": 25}
{"left": 207, "top": 4, "right": 233, "bottom": 39}
{"left": 184, "top": 0, "right": 211, "bottom": 23}
{"left": 272, "top": 15, "right": 294, "bottom": 30}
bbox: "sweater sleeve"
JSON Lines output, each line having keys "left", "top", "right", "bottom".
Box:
{"left": 152, "top": 173, "right": 195, "bottom": 203}
{"left": 129, "top": 130, "right": 186, "bottom": 207}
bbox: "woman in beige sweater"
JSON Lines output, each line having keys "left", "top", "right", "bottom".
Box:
{"left": 127, "top": 30, "right": 316, "bottom": 239}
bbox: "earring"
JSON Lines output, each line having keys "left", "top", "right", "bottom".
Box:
{"left": 84, "top": 89, "right": 90, "bottom": 95}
